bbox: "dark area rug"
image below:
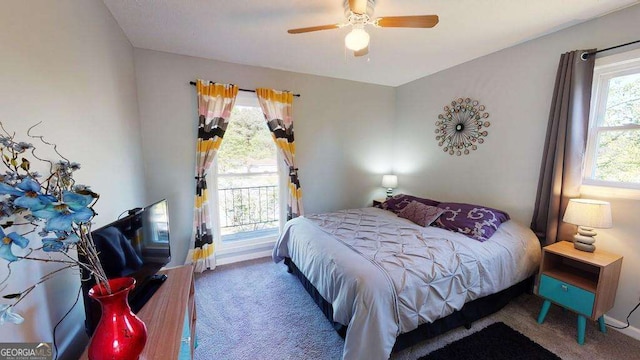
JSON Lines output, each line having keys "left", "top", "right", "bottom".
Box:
{"left": 420, "top": 322, "right": 561, "bottom": 360}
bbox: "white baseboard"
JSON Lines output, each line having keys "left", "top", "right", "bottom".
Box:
{"left": 216, "top": 249, "right": 272, "bottom": 266}
{"left": 604, "top": 315, "right": 640, "bottom": 340}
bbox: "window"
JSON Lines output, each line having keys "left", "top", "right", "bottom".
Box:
{"left": 208, "top": 95, "right": 282, "bottom": 252}
{"left": 584, "top": 49, "right": 640, "bottom": 189}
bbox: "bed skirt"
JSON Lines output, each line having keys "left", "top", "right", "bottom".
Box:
{"left": 283, "top": 257, "right": 534, "bottom": 352}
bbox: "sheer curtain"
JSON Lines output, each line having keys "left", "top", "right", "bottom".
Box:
{"left": 256, "top": 88, "right": 303, "bottom": 220}
{"left": 188, "top": 80, "right": 238, "bottom": 272}
{"left": 531, "top": 50, "right": 595, "bottom": 245}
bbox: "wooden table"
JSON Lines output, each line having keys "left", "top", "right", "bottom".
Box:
{"left": 80, "top": 265, "right": 196, "bottom": 359}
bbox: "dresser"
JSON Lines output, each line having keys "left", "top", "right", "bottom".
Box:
{"left": 80, "top": 264, "right": 197, "bottom": 359}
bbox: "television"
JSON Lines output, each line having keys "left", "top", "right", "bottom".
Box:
{"left": 80, "top": 199, "right": 171, "bottom": 336}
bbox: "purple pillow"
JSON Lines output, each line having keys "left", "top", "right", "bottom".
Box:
{"left": 380, "top": 194, "right": 440, "bottom": 214}
{"left": 434, "top": 202, "right": 510, "bottom": 242}
{"left": 398, "top": 201, "right": 445, "bottom": 227}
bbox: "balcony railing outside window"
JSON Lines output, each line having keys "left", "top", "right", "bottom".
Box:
{"left": 214, "top": 105, "right": 280, "bottom": 243}
{"left": 218, "top": 172, "right": 279, "bottom": 242}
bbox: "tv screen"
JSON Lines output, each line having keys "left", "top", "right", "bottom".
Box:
{"left": 81, "top": 199, "right": 171, "bottom": 336}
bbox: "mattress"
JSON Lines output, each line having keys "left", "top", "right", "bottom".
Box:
{"left": 273, "top": 207, "right": 541, "bottom": 360}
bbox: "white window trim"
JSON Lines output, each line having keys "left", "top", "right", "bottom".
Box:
{"left": 210, "top": 155, "right": 283, "bottom": 253}
{"left": 582, "top": 48, "right": 640, "bottom": 192}
{"left": 208, "top": 92, "right": 285, "bottom": 255}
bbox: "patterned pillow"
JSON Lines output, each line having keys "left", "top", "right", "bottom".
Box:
{"left": 379, "top": 194, "right": 440, "bottom": 214}
{"left": 398, "top": 201, "right": 445, "bottom": 227}
{"left": 434, "top": 202, "right": 510, "bottom": 242}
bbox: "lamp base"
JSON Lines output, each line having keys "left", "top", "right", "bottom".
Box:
{"left": 386, "top": 188, "right": 393, "bottom": 199}
{"left": 574, "top": 241, "right": 595, "bottom": 252}
{"left": 573, "top": 226, "right": 596, "bottom": 252}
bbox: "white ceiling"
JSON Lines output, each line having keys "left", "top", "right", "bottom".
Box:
{"left": 103, "top": 0, "right": 639, "bottom": 87}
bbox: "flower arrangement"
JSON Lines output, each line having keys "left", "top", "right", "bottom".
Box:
{"left": 0, "top": 123, "right": 109, "bottom": 325}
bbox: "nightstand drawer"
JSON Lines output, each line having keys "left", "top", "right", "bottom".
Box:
{"left": 539, "top": 274, "right": 595, "bottom": 316}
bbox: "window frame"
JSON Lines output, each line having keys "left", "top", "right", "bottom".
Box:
{"left": 207, "top": 93, "right": 285, "bottom": 254}
{"left": 583, "top": 48, "right": 640, "bottom": 190}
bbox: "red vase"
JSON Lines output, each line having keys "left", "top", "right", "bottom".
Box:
{"left": 88, "top": 277, "right": 147, "bottom": 360}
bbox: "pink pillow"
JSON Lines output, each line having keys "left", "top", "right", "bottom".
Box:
{"left": 398, "top": 201, "right": 445, "bottom": 227}
{"left": 379, "top": 194, "right": 440, "bottom": 214}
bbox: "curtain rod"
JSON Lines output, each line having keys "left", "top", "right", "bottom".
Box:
{"left": 189, "top": 81, "right": 300, "bottom": 97}
{"left": 581, "top": 39, "right": 640, "bottom": 60}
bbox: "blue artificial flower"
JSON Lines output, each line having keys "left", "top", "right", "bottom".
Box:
{"left": 0, "top": 200, "right": 17, "bottom": 218}
{"left": 0, "top": 228, "right": 29, "bottom": 262}
{"left": 42, "top": 238, "right": 64, "bottom": 252}
{"left": 2, "top": 171, "right": 18, "bottom": 183}
{"left": 62, "top": 191, "right": 93, "bottom": 210}
{"left": 12, "top": 142, "right": 32, "bottom": 152}
{"left": 0, "top": 304, "right": 24, "bottom": 325}
{"left": 56, "top": 161, "right": 80, "bottom": 172}
{"left": 42, "top": 233, "right": 79, "bottom": 252}
{"left": 32, "top": 191, "right": 94, "bottom": 232}
{"left": 60, "top": 233, "right": 80, "bottom": 244}
{"left": 0, "top": 178, "right": 56, "bottom": 211}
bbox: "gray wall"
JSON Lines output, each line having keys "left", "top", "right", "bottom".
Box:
{"left": 395, "top": 4, "right": 640, "bottom": 332}
{"left": 2, "top": 0, "right": 640, "bottom": 354}
{"left": 133, "top": 48, "right": 396, "bottom": 267}
{"left": 0, "top": 1, "right": 146, "bottom": 357}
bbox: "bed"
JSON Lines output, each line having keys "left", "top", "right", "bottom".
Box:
{"left": 273, "top": 198, "right": 541, "bottom": 360}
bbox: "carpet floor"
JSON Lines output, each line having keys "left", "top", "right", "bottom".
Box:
{"left": 194, "top": 257, "right": 640, "bottom": 360}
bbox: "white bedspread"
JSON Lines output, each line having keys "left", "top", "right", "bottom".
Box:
{"left": 273, "top": 207, "right": 541, "bottom": 360}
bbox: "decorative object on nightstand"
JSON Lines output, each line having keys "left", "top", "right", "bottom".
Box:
{"left": 536, "top": 241, "right": 623, "bottom": 345}
{"left": 381, "top": 174, "right": 398, "bottom": 199}
{"left": 562, "top": 198, "right": 612, "bottom": 252}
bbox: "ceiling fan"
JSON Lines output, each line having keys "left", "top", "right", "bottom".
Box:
{"left": 287, "top": 0, "right": 439, "bottom": 57}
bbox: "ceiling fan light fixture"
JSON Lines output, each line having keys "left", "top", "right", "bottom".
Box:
{"left": 344, "top": 28, "right": 370, "bottom": 51}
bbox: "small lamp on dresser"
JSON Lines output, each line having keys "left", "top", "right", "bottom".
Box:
{"left": 381, "top": 175, "right": 398, "bottom": 199}
{"left": 562, "top": 198, "right": 612, "bottom": 252}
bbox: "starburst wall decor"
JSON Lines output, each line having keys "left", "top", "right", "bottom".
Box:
{"left": 435, "top": 98, "right": 490, "bottom": 156}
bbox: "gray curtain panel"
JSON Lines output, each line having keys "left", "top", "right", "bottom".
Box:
{"left": 531, "top": 50, "right": 596, "bottom": 245}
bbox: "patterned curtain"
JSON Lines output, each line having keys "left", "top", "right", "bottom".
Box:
{"left": 189, "top": 80, "right": 238, "bottom": 272}
{"left": 256, "top": 88, "right": 303, "bottom": 220}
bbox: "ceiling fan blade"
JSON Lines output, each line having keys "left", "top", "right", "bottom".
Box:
{"left": 376, "top": 15, "right": 439, "bottom": 28}
{"left": 354, "top": 46, "right": 369, "bottom": 57}
{"left": 287, "top": 24, "right": 340, "bottom": 34}
{"left": 348, "top": 0, "right": 367, "bottom": 15}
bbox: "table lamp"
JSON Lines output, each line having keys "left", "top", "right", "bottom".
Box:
{"left": 562, "top": 198, "right": 612, "bottom": 252}
{"left": 381, "top": 175, "right": 398, "bottom": 199}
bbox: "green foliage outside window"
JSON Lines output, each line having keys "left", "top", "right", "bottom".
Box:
{"left": 592, "top": 72, "right": 640, "bottom": 184}
{"left": 217, "top": 106, "right": 276, "bottom": 175}
{"left": 215, "top": 106, "right": 279, "bottom": 238}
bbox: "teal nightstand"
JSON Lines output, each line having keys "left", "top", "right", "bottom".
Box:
{"left": 536, "top": 241, "right": 623, "bottom": 344}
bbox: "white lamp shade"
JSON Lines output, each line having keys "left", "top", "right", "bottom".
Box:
{"left": 563, "top": 199, "right": 612, "bottom": 229}
{"left": 344, "top": 28, "right": 370, "bottom": 51}
{"left": 381, "top": 175, "right": 398, "bottom": 189}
